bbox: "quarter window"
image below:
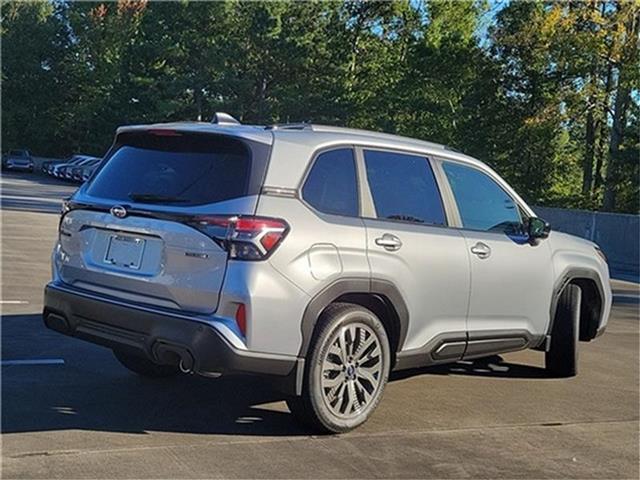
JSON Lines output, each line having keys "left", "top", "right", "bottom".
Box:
{"left": 442, "top": 162, "right": 521, "bottom": 231}
{"left": 302, "top": 148, "right": 359, "bottom": 217}
{"left": 363, "top": 150, "right": 446, "bottom": 225}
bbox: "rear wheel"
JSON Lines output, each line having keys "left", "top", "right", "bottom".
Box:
{"left": 546, "top": 284, "right": 581, "bottom": 378}
{"left": 113, "top": 349, "right": 179, "bottom": 378}
{"left": 287, "top": 303, "right": 390, "bottom": 433}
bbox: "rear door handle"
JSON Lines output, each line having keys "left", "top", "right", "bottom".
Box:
{"left": 375, "top": 234, "right": 402, "bottom": 251}
{"left": 470, "top": 242, "right": 491, "bottom": 259}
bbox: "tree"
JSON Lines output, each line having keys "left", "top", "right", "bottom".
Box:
{"left": 1, "top": 0, "right": 637, "bottom": 213}
{"left": 1, "top": 1, "right": 69, "bottom": 156}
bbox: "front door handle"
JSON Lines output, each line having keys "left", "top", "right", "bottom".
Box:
{"left": 470, "top": 242, "right": 491, "bottom": 259}
{"left": 375, "top": 234, "right": 402, "bottom": 251}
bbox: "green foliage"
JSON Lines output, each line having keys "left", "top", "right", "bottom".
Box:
{"left": 1, "top": 0, "right": 638, "bottom": 212}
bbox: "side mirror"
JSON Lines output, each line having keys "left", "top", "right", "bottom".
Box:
{"left": 528, "top": 217, "right": 550, "bottom": 240}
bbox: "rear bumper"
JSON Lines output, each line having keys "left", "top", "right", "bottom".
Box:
{"left": 43, "top": 282, "right": 300, "bottom": 388}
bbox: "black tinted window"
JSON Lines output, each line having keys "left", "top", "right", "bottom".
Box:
{"left": 442, "top": 162, "right": 521, "bottom": 231}
{"left": 302, "top": 149, "right": 359, "bottom": 217}
{"left": 364, "top": 150, "right": 445, "bottom": 225}
{"left": 87, "top": 133, "right": 250, "bottom": 206}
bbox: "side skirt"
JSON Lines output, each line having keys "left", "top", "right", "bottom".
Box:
{"left": 393, "top": 330, "right": 545, "bottom": 372}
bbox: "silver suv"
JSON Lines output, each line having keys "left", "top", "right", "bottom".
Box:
{"left": 44, "top": 114, "right": 612, "bottom": 433}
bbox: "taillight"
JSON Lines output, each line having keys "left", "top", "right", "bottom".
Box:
{"left": 190, "top": 215, "right": 289, "bottom": 261}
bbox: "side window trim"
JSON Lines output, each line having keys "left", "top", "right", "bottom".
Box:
{"left": 354, "top": 146, "right": 376, "bottom": 218}
{"left": 437, "top": 157, "right": 525, "bottom": 233}
{"left": 357, "top": 146, "right": 449, "bottom": 228}
{"left": 430, "top": 157, "right": 462, "bottom": 228}
{"left": 298, "top": 145, "right": 361, "bottom": 219}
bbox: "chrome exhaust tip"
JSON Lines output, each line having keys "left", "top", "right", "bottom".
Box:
{"left": 179, "top": 358, "right": 194, "bottom": 374}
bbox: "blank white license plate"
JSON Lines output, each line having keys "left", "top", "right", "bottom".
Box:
{"left": 104, "top": 235, "right": 146, "bottom": 270}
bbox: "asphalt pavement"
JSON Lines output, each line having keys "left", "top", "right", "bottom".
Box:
{"left": 1, "top": 172, "right": 638, "bottom": 479}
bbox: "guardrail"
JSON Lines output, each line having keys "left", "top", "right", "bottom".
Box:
{"left": 535, "top": 206, "right": 639, "bottom": 281}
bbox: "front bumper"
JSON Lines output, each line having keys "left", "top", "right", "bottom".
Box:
{"left": 5, "top": 162, "right": 33, "bottom": 171}
{"left": 43, "top": 282, "right": 300, "bottom": 388}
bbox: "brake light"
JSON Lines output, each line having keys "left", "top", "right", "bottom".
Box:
{"left": 191, "top": 215, "right": 289, "bottom": 260}
{"left": 147, "top": 129, "right": 182, "bottom": 137}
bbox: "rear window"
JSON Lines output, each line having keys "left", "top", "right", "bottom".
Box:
{"left": 86, "top": 132, "right": 251, "bottom": 206}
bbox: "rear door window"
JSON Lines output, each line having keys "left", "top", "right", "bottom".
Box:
{"left": 363, "top": 150, "right": 446, "bottom": 225}
{"left": 302, "top": 148, "right": 359, "bottom": 217}
{"left": 86, "top": 132, "right": 251, "bottom": 206}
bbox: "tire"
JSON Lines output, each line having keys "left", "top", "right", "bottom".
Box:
{"left": 287, "top": 302, "right": 391, "bottom": 433}
{"left": 113, "top": 349, "right": 179, "bottom": 378}
{"left": 546, "top": 284, "right": 581, "bottom": 378}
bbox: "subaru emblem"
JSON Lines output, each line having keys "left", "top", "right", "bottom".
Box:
{"left": 110, "top": 205, "right": 127, "bottom": 219}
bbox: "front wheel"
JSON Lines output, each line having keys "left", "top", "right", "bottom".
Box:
{"left": 287, "top": 303, "right": 391, "bottom": 433}
{"left": 546, "top": 284, "right": 581, "bottom": 378}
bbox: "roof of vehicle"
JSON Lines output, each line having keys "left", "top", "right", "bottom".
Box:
{"left": 115, "top": 114, "right": 534, "bottom": 216}
{"left": 117, "top": 118, "right": 462, "bottom": 158}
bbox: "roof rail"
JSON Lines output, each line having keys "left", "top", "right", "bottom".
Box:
{"left": 265, "top": 123, "right": 313, "bottom": 131}
{"left": 211, "top": 112, "right": 241, "bottom": 125}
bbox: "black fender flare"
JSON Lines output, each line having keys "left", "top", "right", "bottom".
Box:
{"left": 547, "top": 267, "right": 606, "bottom": 342}
{"left": 297, "top": 277, "right": 409, "bottom": 358}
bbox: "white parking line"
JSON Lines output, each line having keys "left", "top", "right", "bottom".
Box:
{"left": 0, "top": 300, "right": 29, "bottom": 305}
{"left": 613, "top": 293, "right": 640, "bottom": 300}
{"left": 1, "top": 359, "right": 65, "bottom": 366}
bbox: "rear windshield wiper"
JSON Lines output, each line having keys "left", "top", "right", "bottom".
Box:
{"left": 128, "top": 193, "right": 189, "bottom": 204}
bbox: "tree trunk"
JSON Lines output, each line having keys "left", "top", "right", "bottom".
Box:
{"left": 582, "top": 104, "right": 595, "bottom": 197}
{"left": 194, "top": 86, "right": 203, "bottom": 121}
{"left": 602, "top": 83, "right": 630, "bottom": 211}
{"left": 601, "top": 3, "right": 638, "bottom": 211}
{"left": 593, "top": 59, "right": 613, "bottom": 194}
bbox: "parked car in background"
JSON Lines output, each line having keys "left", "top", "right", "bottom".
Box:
{"left": 70, "top": 158, "right": 101, "bottom": 183}
{"left": 2, "top": 149, "right": 34, "bottom": 172}
{"left": 51, "top": 155, "right": 93, "bottom": 179}
{"left": 64, "top": 157, "right": 98, "bottom": 182}
{"left": 42, "top": 160, "right": 63, "bottom": 174}
{"left": 78, "top": 158, "right": 101, "bottom": 182}
{"left": 44, "top": 114, "right": 612, "bottom": 433}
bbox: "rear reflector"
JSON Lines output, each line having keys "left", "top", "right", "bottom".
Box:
{"left": 235, "top": 304, "right": 247, "bottom": 336}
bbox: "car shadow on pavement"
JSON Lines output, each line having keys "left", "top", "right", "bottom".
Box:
{"left": 2, "top": 314, "right": 310, "bottom": 437}
{"left": 3, "top": 313, "right": 547, "bottom": 437}
{"left": 392, "top": 355, "right": 549, "bottom": 381}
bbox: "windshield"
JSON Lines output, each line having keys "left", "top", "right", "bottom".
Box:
{"left": 86, "top": 132, "right": 251, "bottom": 206}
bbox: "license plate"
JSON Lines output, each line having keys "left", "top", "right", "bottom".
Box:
{"left": 104, "top": 235, "right": 146, "bottom": 270}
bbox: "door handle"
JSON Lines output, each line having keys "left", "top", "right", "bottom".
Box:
{"left": 470, "top": 242, "right": 491, "bottom": 259}
{"left": 375, "top": 234, "right": 402, "bottom": 251}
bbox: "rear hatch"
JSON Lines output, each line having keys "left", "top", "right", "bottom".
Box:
{"left": 57, "top": 129, "right": 271, "bottom": 313}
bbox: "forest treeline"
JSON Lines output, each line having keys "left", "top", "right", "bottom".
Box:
{"left": 2, "top": 0, "right": 638, "bottom": 212}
